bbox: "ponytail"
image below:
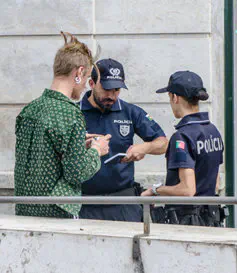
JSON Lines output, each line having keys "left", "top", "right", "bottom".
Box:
{"left": 196, "top": 90, "right": 209, "bottom": 101}
{"left": 184, "top": 89, "right": 209, "bottom": 105}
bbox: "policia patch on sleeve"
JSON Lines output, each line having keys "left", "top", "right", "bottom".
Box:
{"left": 175, "top": 140, "right": 187, "bottom": 162}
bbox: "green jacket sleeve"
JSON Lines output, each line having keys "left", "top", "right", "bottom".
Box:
{"left": 48, "top": 120, "right": 101, "bottom": 186}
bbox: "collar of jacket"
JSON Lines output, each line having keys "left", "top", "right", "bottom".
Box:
{"left": 79, "top": 90, "right": 122, "bottom": 112}
{"left": 43, "top": 88, "right": 80, "bottom": 109}
{"left": 175, "top": 112, "right": 210, "bottom": 129}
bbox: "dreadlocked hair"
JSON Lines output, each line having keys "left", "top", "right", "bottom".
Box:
{"left": 53, "top": 31, "right": 100, "bottom": 78}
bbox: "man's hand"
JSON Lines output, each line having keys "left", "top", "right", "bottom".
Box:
{"left": 121, "top": 144, "right": 146, "bottom": 163}
{"left": 91, "top": 134, "right": 112, "bottom": 156}
{"left": 121, "top": 137, "right": 168, "bottom": 163}
{"left": 141, "top": 188, "right": 154, "bottom": 196}
{"left": 85, "top": 133, "right": 103, "bottom": 149}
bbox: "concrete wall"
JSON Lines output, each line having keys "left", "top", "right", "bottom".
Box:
{"left": 0, "top": 0, "right": 225, "bottom": 214}
{"left": 0, "top": 215, "right": 236, "bottom": 273}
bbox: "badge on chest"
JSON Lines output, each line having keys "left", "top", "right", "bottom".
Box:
{"left": 120, "top": 125, "right": 130, "bottom": 137}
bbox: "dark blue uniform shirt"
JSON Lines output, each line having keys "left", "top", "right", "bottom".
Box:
{"left": 166, "top": 112, "right": 224, "bottom": 196}
{"left": 80, "top": 91, "right": 166, "bottom": 195}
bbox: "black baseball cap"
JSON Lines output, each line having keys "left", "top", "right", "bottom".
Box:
{"left": 91, "top": 58, "right": 128, "bottom": 90}
{"left": 156, "top": 71, "right": 206, "bottom": 98}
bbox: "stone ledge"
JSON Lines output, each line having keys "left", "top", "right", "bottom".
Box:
{"left": 0, "top": 215, "right": 236, "bottom": 273}
{"left": 0, "top": 215, "right": 236, "bottom": 244}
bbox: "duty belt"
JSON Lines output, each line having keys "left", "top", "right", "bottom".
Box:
{"left": 173, "top": 206, "right": 203, "bottom": 217}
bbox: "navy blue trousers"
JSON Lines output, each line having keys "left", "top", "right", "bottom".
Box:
{"left": 79, "top": 204, "right": 143, "bottom": 222}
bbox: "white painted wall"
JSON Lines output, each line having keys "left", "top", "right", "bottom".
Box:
{"left": 0, "top": 0, "right": 225, "bottom": 214}
{"left": 0, "top": 215, "right": 236, "bottom": 273}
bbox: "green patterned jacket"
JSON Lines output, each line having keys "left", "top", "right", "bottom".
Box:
{"left": 14, "top": 89, "right": 101, "bottom": 218}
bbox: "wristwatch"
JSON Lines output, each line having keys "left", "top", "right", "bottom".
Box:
{"left": 152, "top": 182, "right": 163, "bottom": 196}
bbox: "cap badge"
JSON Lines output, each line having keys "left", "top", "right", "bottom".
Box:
{"left": 109, "top": 68, "right": 120, "bottom": 76}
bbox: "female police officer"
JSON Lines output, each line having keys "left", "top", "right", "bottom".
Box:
{"left": 142, "top": 71, "right": 224, "bottom": 226}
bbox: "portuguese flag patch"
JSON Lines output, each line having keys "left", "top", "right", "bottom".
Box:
{"left": 176, "top": 140, "right": 185, "bottom": 149}
{"left": 146, "top": 114, "right": 153, "bottom": 121}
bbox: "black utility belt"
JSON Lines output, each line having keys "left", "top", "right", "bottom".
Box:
{"left": 170, "top": 205, "right": 229, "bottom": 218}
{"left": 168, "top": 205, "right": 203, "bottom": 216}
{"left": 150, "top": 205, "right": 229, "bottom": 225}
{"left": 84, "top": 187, "right": 136, "bottom": 197}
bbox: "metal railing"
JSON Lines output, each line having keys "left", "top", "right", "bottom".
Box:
{"left": 0, "top": 196, "right": 237, "bottom": 235}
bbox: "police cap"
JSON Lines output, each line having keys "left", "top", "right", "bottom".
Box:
{"left": 156, "top": 71, "right": 207, "bottom": 99}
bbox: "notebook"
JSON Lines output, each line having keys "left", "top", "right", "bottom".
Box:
{"left": 104, "top": 153, "right": 127, "bottom": 165}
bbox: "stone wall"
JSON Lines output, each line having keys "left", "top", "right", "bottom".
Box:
{"left": 0, "top": 215, "right": 237, "bottom": 273}
{"left": 0, "top": 0, "right": 225, "bottom": 214}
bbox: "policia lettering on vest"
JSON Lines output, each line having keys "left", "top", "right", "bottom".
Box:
{"left": 142, "top": 71, "right": 228, "bottom": 227}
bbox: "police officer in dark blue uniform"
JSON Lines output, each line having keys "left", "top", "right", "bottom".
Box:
{"left": 142, "top": 71, "right": 225, "bottom": 226}
{"left": 79, "top": 58, "right": 168, "bottom": 222}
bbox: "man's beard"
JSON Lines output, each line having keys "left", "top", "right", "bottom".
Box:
{"left": 93, "top": 91, "right": 115, "bottom": 111}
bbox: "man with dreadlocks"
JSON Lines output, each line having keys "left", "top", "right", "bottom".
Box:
{"left": 14, "top": 32, "right": 110, "bottom": 218}
{"left": 78, "top": 58, "right": 168, "bottom": 222}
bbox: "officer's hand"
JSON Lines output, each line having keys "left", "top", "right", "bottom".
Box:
{"left": 141, "top": 188, "right": 154, "bottom": 196}
{"left": 91, "top": 134, "right": 111, "bottom": 156}
{"left": 85, "top": 133, "right": 104, "bottom": 149}
{"left": 121, "top": 144, "right": 146, "bottom": 163}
